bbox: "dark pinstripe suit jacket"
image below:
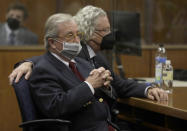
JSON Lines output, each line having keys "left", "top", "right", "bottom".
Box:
{"left": 29, "top": 51, "right": 111, "bottom": 131}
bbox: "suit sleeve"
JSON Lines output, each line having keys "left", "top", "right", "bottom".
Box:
{"left": 112, "top": 74, "right": 147, "bottom": 98}
{"left": 29, "top": 66, "right": 94, "bottom": 118}
{"left": 14, "top": 55, "right": 42, "bottom": 68}
{"left": 97, "top": 53, "right": 147, "bottom": 98}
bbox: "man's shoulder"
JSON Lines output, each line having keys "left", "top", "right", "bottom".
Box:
{"left": 33, "top": 52, "right": 66, "bottom": 70}
{"left": 19, "top": 27, "right": 38, "bottom": 38}
{"left": 0, "top": 23, "right": 6, "bottom": 31}
{"left": 75, "top": 57, "right": 93, "bottom": 69}
{"left": 75, "top": 57, "right": 91, "bottom": 65}
{"left": 96, "top": 52, "right": 106, "bottom": 60}
{"left": 32, "top": 54, "right": 46, "bottom": 66}
{"left": 31, "top": 53, "right": 55, "bottom": 76}
{"left": 95, "top": 52, "right": 110, "bottom": 65}
{"left": 0, "top": 23, "right": 5, "bottom": 26}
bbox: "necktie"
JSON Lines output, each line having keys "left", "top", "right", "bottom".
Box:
{"left": 69, "top": 62, "right": 84, "bottom": 81}
{"left": 9, "top": 31, "right": 15, "bottom": 45}
{"left": 108, "top": 125, "right": 115, "bottom": 131}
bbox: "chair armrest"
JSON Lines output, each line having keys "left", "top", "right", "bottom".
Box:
{"left": 19, "top": 119, "right": 71, "bottom": 128}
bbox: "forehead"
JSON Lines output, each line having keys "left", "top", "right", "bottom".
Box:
{"left": 7, "top": 9, "right": 24, "bottom": 17}
{"left": 95, "top": 15, "right": 110, "bottom": 28}
{"left": 58, "top": 20, "right": 78, "bottom": 36}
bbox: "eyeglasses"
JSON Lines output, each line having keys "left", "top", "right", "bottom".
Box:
{"left": 57, "top": 31, "right": 83, "bottom": 41}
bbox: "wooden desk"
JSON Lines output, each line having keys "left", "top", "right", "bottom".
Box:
{"left": 117, "top": 87, "right": 187, "bottom": 131}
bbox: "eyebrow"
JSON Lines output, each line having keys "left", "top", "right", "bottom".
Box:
{"left": 64, "top": 30, "right": 80, "bottom": 35}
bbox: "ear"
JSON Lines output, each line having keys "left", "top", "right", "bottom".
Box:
{"left": 48, "top": 38, "right": 56, "bottom": 49}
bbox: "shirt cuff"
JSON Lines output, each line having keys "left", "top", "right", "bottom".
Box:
{"left": 144, "top": 86, "right": 152, "bottom": 97}
{"left": 25, "top": 60, "right": 34, "bottom": 68}
{"left": 84, "top": 81, "right": 95, "bottom": 94}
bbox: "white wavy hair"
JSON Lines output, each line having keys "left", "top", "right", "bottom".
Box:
{"left": 74, "top": 5, "right": 107, "bottom": 42}
{"left": 44, "top": 13, "right": 72, "bottom": 49}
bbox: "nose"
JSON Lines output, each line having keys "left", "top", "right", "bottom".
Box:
{"left": 74, "top": 35, "right": 80, "bottom": 43}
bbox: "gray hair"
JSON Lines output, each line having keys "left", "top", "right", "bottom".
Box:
{"left": 44, "top": 13, "right": 72, "bottom": 49}
{"left": 74, "top": 5, "right": 107, "bottom": 42}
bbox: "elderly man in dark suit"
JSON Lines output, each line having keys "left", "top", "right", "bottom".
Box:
{"left": 0, "top": 2, "right": 38, "bottom": 45}
{"left": 28, "top": 13, "right": 116, "bottom": 131}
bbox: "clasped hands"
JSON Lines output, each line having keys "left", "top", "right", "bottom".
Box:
{"left": 86, "top": 67, "right": 113, "bottom": 89}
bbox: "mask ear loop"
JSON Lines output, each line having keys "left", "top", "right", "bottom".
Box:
{"left": 52, "top": 38, "right": 64, "bottom": 53}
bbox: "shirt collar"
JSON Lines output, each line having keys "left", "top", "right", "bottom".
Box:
{"left": 50, "top": 52, "right": 76, "bottom": 67}
{"left": 5, "top": 23, "right": 11, "bottom": 35}
{"left": 86, "top": 45, "right": 96, "bottom": 59}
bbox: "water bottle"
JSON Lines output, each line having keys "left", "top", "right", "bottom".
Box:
{"left": 163, "top": 60, "right": 173, "bottom": 93}
{"left": 155, "top": 44, "right": 167, "bottom": 88}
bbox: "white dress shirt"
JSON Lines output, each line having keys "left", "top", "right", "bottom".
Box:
{"left": 5, "top": 23, "right": 19, "bottom": 44}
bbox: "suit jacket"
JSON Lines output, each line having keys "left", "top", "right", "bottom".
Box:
{"left": 78, "top": 43, "right": 147, "bottom": 98}
{"left": 29, "top": 51, "right": 111, "bottom": 131}
{"left": 0, "top": 23, "right": 38, "bottom": 45}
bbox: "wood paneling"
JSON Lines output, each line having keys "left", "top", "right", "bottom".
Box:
{"left": 117, "top": 50, "right": 151, "bottom": 77}
{"left": 0, "top": 0, "right": 56, "bottom": 44}
{"left": 152, "top": 0, "right": 187, "bottom": 44}
{"left": 1, "top": 0, "right": 186, "bottom": 45}
{"left": 0, "top": 46, "right": 44, "bottom": 131}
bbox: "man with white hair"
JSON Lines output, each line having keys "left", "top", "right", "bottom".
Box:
{"left": 9, "top": 5, "right": 168, "bottom": 131}
{"left": 27, "top": 13, "right": 116, "bottom": 131}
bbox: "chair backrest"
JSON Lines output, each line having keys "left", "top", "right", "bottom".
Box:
{"left": 13, "top": 76, "right": 37, "bottom": 122}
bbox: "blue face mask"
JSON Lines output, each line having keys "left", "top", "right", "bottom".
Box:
{"left": 54, "top": 39, "right": 82, "bottom": 60}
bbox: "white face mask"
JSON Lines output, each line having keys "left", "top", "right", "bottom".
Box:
{"left": 54, "top": 39, "right": 82, "bottom": 60}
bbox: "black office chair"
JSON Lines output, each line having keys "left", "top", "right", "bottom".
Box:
{"left": 12, "top": 76, "right": 71, "bottom": 131}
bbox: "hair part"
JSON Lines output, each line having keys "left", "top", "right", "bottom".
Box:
{"left": 44, "top": 13, "right": 72, "bottom": 49}
{"left": 74, "top": 5, "right": 107, "bottom": 42}
{"left": 7, "top": 2, "right": 28, "bottom": 20}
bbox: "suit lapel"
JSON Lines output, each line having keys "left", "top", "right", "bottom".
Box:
{"left": 75, "top": 57, "right": 94, "bottom": 79}
{"left": 78, "top": 42, "right": 90, "bottom": 61}
{"left": 45, "top": 52, "right": 81, "bottom": 85}
{"left": 45, "top": 52, "right": 94, "bottom": 85}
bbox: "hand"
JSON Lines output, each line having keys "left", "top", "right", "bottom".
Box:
{"left": 147, "top": 87, "right": 168, "bottom": 101}
{"left": 86, "top": 67, "right": 113, "bottom": 88}
{"left": 101, "top": 69, "right": 113, "bottom": 87}
{"left": 88, "top": 31, "right": 104, "bottom": 52}
{"left": 8, "top": 62, "right": 33, "bottom": 85}
{"left": 90, "top": 31, "right": 104, "bottom": 44}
